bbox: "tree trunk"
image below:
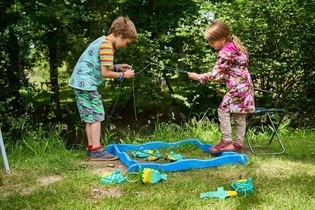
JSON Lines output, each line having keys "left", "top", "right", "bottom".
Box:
{"left": 8, "top": 30, "right": 22, "bottom": 111}
{"left": 162, "top": 70, "right": 174, "bottom": 93}
{"left": 48, "top": 45, "right": 61, "bottom": 114}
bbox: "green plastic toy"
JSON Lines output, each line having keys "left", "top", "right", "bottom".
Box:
{"left": 100, "top": 169, "right": 127, "bottom": 184}
{"left": 131, "top": 147, "right": 160, "bottom": 159}
{"left": 201, "top": 178, "right": 254, "bottom": 200}
{"left": 139, "top": 168, "right": 167, "bottom": 184}
{"left": 200, "top": 187, "right": 237, "bottom": 200}
{"left": 231, "top": 178, "right": 254, "bottom": 195}
{"left": 100, "top": 168, "right": 167, "bottom": 185}
{"left": 167, "top": 151, "right": 185, "bottom": 162}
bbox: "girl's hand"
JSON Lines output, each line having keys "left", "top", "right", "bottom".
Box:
{"left": 123, "top": 69, "right": 135, "bottom": 79}
{"left": 117, "top": 64, "right": 132, "bottom": 72}
{"left": 213, "top": 74, "right": 224, "bottom": 82}
{"left": 188, "top": 72, "right": 199, "bottom": 81}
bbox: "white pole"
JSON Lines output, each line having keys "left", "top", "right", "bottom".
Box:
{"left": 0, "top": 128, "right": 10, "bottom": 174}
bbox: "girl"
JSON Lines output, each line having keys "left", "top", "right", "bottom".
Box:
{"left": 188, "top": 20, "right": 255, "bottom": 153}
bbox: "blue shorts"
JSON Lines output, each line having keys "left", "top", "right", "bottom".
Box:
{"left": 73, "top": 89, "right": 105, "bottom": 123}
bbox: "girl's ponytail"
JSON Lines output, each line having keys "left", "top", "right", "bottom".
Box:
{"left": 231, "top": 34, "right": 248, "bottom": 56}
{"left": 205, "top": 20, "right": 248, "bottom": 56}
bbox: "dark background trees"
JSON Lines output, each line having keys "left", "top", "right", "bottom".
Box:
{"left": 1, "top": 0, "right": 314, "bottom": 143}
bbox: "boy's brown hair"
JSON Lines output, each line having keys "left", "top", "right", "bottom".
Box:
{"left": 109, "top": 17, "right": 137, "bottom": 41}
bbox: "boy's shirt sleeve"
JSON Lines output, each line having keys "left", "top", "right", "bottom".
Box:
{"left": 99, "top": 39, "right": 114, "bottom": 66}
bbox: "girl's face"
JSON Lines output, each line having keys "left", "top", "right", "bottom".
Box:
{"left": 209, "top": 37, "right": 226, "bottom": 50}
{"left": 114, "top": 36, "right": 133, "bottom": 49}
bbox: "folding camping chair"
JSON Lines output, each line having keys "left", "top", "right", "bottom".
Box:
{"left": 244, "top": 88, "right": 286, "bottom": 155}
{"left": 0, "top": 128, "right": 10, "bottom": 173}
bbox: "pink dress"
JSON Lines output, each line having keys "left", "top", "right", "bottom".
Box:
{"left": 198, "top": 42, "right": 255, "bottom": 114}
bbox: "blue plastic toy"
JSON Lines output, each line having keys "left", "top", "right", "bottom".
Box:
{"left": 105, "top": 139, "right": 248, "bottom": 172}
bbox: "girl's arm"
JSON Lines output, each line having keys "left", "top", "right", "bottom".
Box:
{"left": 188, "top": 65, "right": 225, "bottom": 84}
{"left": 188, "top": 51, "right": 230, "bottom": 83}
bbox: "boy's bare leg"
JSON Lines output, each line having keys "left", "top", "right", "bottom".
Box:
{"left": 86, "top": 123, "right": 93, "bottom": 146}
{"left": 88, "top": 122, "right": 101, "bottom": 148}
{"left": 86, "top": 121, "right": 118, "bottom": 161}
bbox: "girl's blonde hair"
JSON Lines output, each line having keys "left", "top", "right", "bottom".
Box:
{"left": 204, "top": 20, "right": 247, "bottom": 55}
{"left": 109, "top": 17, "right": 137, "bottom": 41}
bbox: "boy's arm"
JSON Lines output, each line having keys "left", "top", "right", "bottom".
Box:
{"left": 109, "top": 64, "right": 132, "bottom": 72}
{"left": 101, "top": 65, "right": 135, "bottom": 79}
{"left": 101, "top": 65, "right": 121, "bottom": 79}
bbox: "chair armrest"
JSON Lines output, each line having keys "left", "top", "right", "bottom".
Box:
{"left": 254, "top": 88, "right": 271, "bottom": 93}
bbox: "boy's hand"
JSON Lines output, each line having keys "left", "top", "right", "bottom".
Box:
{"left": 188, "top": 72, "right": 199, "bottom": 81}
{"left": 117, "top": 64, "right": 132, "bottom": 72}
{"left": 124, "top": 69, "right": 135, "bottom": 79}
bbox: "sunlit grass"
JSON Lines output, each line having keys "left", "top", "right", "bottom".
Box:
{"left": 1, "top": 119, "right": 315, "bottom": 210}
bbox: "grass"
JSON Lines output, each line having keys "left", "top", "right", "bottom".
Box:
{"left": 1, "top": 119, "right": 315, "bottom": 210}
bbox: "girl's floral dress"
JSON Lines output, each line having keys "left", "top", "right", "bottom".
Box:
{"left": 198, "top": 42, "right": 255, "bottom": 114}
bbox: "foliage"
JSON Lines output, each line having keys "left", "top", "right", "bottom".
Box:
{"left": 206, "top": 0, "right": 315, "bottom": 127}
{"left": 1, "top": 0, "right": 315, "bottom": 145}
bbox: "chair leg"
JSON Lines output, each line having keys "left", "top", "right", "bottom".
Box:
{"left": 245, "top": 112, "right": 285, "bottom": 155}
{"left": 0, "top": 129, "right": 10, "bottom": 173}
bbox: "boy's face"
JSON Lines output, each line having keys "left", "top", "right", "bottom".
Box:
{"left": 115, "top": 36, "right": 133, "bottom": 49}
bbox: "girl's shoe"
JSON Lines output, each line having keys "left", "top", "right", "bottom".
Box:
{"left": 233, "top": 143, "right": 243, "bottom": 154}
{"left": 208, "top": 141, "right": 234, "bottom": 153}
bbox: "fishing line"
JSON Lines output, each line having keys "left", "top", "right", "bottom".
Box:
{"left": 145, "top": 62, "right": 189, "bottom": 74}
{"left": 109, "top": 81, "right": 123, "bottom": 118}
{"left": 132, "top": 77, "right": 138, "bottom": 127}
{"left": 134, "top": 62, "right": 152, "bottom": 75}
{"left": 107, "top": 62, "right": 189, "bottom": 126}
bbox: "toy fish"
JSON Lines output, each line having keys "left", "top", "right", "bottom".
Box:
{"left": 167, "top": 151, "right": 185, "bottom": 162}
{"left": 131, "top": 147, "right": 160, "bottom": 159}
{"left": 146, "top": 155, "right": 160, "bottom": 161}
{"left": 139, "top": 168, "right": 167, "bottom": 184}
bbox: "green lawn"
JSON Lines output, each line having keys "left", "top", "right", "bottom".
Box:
{"left": 1, "top": 121, "right": 315, "bottom": 210}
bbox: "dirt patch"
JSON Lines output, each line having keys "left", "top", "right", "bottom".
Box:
{"left": 80, "top": 159, "right": 128, "bottom": 176}
{"left": 19, "top": 175, "right": 63, "bottom": 196}
{"left": 81, "top": 159, "right": 129, "bottom": 200}
{"left": 87, "top": 186, "right": 125, "bottom": 202}
{"left": 37, "top": 175, "right": 63, "bottom": 186}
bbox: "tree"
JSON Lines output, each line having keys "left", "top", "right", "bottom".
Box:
{"left": 0, "top": 1, "right": 29, "bottom": 134}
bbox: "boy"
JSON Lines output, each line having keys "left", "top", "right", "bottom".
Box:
{"left": 69, "top": 17, "right": 137, "bottom": 160}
